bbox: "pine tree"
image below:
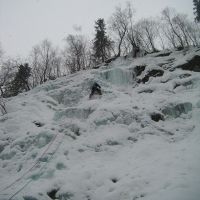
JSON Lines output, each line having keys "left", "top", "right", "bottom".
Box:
{"left": 93, "top": 18, "right": 111, "bottom": 64}
{"left": 193, "top": 0, "right": 200, "bottom": 22}
{"left": 5, "top": 63, "right": 31, "bottom": 97}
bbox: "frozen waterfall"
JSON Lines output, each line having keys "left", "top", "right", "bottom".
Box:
{"left": 100, "top": 67, "right": 135, "bottom": 85}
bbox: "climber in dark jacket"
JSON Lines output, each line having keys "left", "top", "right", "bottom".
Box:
{"left": 89, "top": 82, "right": 102, "bottom": 99}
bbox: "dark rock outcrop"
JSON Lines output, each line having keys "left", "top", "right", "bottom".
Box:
{"left": 47, "top": 188, "right": 59, "bottom": 200}
{"left": 155, "top": 52, "right": 171, "bottom": 57}
{"left": 174, "top": 80, "right": 193, "bottom": 89}
{"left": 138, "top": 69, "right": 164, "bottom": 83}
{"left": 176, "top": 55, "right": 200, "bottom": 72}
{"left": 134, "top": 65, "right": 146, "bottom": 76}
{"left": 33, "top": 121, "right": 44, "bottom": 127}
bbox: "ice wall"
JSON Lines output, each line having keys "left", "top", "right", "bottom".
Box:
{"left": 100, "top": 67, "right": 135, "bottom": 85}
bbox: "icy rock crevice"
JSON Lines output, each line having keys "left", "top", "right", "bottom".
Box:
{"left": 162, "top": 102, "right": 192, "bottom": 118}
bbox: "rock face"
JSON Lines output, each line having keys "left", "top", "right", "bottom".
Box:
{"left": 139, "top": 69, "right": 164, "bottom": 83}
{"left": 176, "top": 55, "right": 200, "bottom": 72}
{"left": 134, "top": 65, "right": 146, "bottom": 76}
{"left": 155, "top": 52, "right": 171, "bottom": 57}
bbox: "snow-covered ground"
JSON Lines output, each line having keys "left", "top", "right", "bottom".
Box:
{"left": 0, "top": 47, "right": 200, "bottom": 200}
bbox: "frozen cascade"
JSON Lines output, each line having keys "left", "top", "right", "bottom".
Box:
{"left": 162, "top": 102, "right": 192, "bottom": 118}
{"left": 100, "top": 67, "right": 135, "bottom": 85}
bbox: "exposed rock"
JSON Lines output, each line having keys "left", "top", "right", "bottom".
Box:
{"left": 134, "top": 65, "right": 146, "bottom": 76}
{"left": 47, "top": 188, "right": 59, "bottom": 200}
{"left": 23, "top": 196, "right": 39, "bottom": 200}
{"left": 105, "top": 56, "right": 117, "bottom": 64}
{"left": 176, "top": 46, "right": 184, "bottom": 51}
{"left": 174, "top": 80, "right": 193, "bottom": 89}
{"left": 176, "top": 55, "right": 200, "bottom": 72}
{"left": 179, "top": 73, "right": 191, "bottom": 79}
{"left": 93, "top": 64, "right": 101, "bottom": 69}
{"left": 106, "top": 140, "right": 120, "bottom": 146}
{"left": 111, "top": 177, "right": 119, "bottom": 183}
{"left": 139, "top": 69, "right": 164, "bottom": 83}
{"left": 127, "top": 136, "right": 138, "bottom": 142}
{"left": 155, "top": 52, "right": 171, "bottom": 57}
{"left": 57, "top": 192, "right": 74, "bottom": 200}
{"left": 138, "top": 88, "right": 154, "bottom": 94}
{"left": 33, "top": 121, "right": 44, "bottom": 127}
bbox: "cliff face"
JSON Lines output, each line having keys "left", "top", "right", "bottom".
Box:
{"left": 0, "top": 47, "right": 200, "bottom": 200}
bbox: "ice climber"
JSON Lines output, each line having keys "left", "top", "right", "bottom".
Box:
{"left": 89, "top": 82, "right": 102, "bottom": 99}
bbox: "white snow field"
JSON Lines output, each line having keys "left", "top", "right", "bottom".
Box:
{"left": 0, "top": 47, "right": 200, "bottom": 200}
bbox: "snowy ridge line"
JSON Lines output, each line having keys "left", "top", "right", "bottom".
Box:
{"left": 0, "top": 131, "right": 60, "bottom": 193}
{"left": 7, "top": 133, "right": 64, "bottom": 200}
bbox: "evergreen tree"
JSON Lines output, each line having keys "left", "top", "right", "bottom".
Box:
{"left": 93, "top": 18, "right": 111, "bottom": 64}
{"left": 193, "top": 0, "right": 200, "bottom": 22}
{"left": 5, "top": 63, "right": 31, "bottom": 97}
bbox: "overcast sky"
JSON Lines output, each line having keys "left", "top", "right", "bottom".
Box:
{"left": 0, "top": 0, "right": 194, "bottom": 58}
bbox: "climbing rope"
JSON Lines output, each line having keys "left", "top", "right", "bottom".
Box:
{"left": 8, "top": 133, "right": 64, "bottom": 200}
{"left": 0, "top": 131, "right": 60, "bottom": 193}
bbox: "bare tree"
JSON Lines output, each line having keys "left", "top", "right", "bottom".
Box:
{"left": 0, "top": 59, "right": 18, "bottom": 97}
{"left": 173, "top": 13, "right": 200, "bottom": 47}
{"left": 162, "top": 8, "right": 185, "bottom": 48}
{"left": 172, "top": 14, "right": 190, "bottom": 46}
{"left": 63, "top": 34, "right": 91, "bottom": 74}
{"left": 109, "top": 5, "right": 129, "bottom": 57}
{"left": 29, "top": 39, "right": 61, "bottom": 87}
{"left": 155, "top": 20, "right": 167, "bottom": 50}
{"left": 125, "top": 2, "right": 140, "bottom": 54}
{"left": 186, "top": 22, "right": 200, "bottom": 46}
{"left": 135, "top": 18, "right": 159, "bottom": 52}
{"left": 161, "top": 8, "right": 200, "bottom": 48}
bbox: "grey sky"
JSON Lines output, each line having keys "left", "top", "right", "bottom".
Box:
{"left": 0, "top": 0, "right": 194, "bottom": 58}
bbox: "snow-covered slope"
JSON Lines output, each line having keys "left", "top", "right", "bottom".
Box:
{"left": 0, "top": 47, "right": 200, "bottom": 200}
